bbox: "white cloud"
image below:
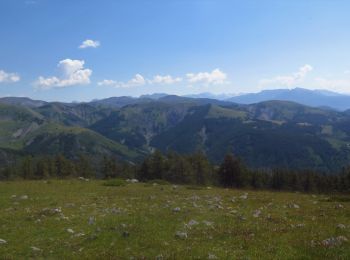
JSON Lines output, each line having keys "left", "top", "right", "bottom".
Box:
{"left": 149, "top": 75, "right": 182, "bottom": 84}
{"left": 79, "top": 39, "right": 100, "bottom": 49}
{"left": 35, "top": 59, "right": 92, "bottom": 89}
{"left": 186, "top": 68, "right": 228, "bottom": 85}
{"left": 98, "top": 69, "right": 228, "bottom": 89}
{"left": 186, "top": 69, "right": 228, "bottom": 85}
{"left": 98, "top": 74, "right": 146, "bottom": 88}
{"left": 98, "top": 74, "right": 184, "bottom": 88}
{"left": 97, "top": 79, "right": 117, "bottom": 86}
{"left": 0, "top": 70, "right": 20, "bottom": 83}
{"left": 259, "top": 64, "right": 313, "bottom": 88}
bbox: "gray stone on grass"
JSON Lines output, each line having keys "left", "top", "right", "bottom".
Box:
{"left": 253, "top": 210, "right": 261, "bottom": 218}
{"left": 31, "top": 246, "right": 41, "bottom": 252}
{"left": 20, "top": 195, "right": 28, "bottom": 200}
{"left": 188, "top": 219, "right": 199, "bottom": 226}
{"left": 88, "top": 216, "right": 95, "bottom": 225}
{"left": 208, "top": 253, "right": 218, "bottom": 259}
{"left": 337, "top": 224, "right": 346, "bottom": 229}
{"left": 321, "top": 236, "right": 348, "bottom": 247}
{"left": 175, "top": 231, "right": 188, "bottom": 239}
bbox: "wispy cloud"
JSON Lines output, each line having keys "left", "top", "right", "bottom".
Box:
{"left": 98, "top": 74, "right": 146, "bottom": 88}
{"left": 186, "top": 68, "right": 228, "bottom": 85}
{"left": 35, "top": 59, "right": 92, "bottom": 89}
{"left": 79, "top": 39, "right": 100, "bottom": 49}
{"left": 98, "top": 69, "right": 228, "bottom": 89}
{"left": 98, "top": 74, "right": 183, "bottom": 88}
{"left": 148, "top": 75, "right": 182, "bottom": 85}
{"left": 0, "top": 70, "right": 20, "bottom": 83}
{"left": 259, "top": 64, "right": 313, "bottom": 88}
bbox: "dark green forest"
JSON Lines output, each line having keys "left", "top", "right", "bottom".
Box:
{"left": 2, "top": 151, "right": 350, "bottom": 194}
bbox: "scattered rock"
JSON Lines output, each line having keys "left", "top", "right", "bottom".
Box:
{"left": 173, "top": 207, "right": 181, "bottom": 213}
{"left": 321, "top": 236, "right": 348, "bottom": 247}
{"left": 156, "top": 254, "right": 164, "bottom": 260}
{"left": 203, "top": 220, "right": 213, "bottom": 226}
{"left": 88, "top": 216, "right": 95, "bottom": 225}
{"left": 253, "top": 210, "right": 261, "bottom": 218}
{"left": 67, "top": 228, "right": 75, "bottom": 234}
{"left": 20, "top": 195, "right": 28, "bottom": 200}
{"left": 287, "top": 203, "right": 300, "bottom": 209}
{"left": 337, "top": 224, "right": 346, "bottom": 229}
{"left": 335, "top": 204, "right": 344, "bottom": 209}
{"left": 187, "top": 219, "right": 199, "bottom": 226}
{"left": 0, "top": 239, "right": 7, "bottom": 244}
{"left": 175, "top": 231, "right": 188, "bottom": 239}
{"left": 110, "top": 207, "right": 123, "bottom": 214}
{"left": 31, "top": 246, "right": 41, "bottom": 252}
{"left": 78, "top": 177, "right": 89, "bottom": 181}
{"left": 126, "top": 179, "right": 139, "bottom": 183}
{"left": 239, "top": 193, "right": 248, "bottom": 200}
{"left": 122, "top": 231, "right": 130, "bottom": 238}
{"left": 208, "top": 253, "right": 218, "bottom": 259}
{"left": 41, "top": 207, "right": 62, "bottom": 216}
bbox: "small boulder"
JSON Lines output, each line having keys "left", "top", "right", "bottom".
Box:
{"left": 187, "top": 219, "right": 199, "bottom": 226}
{"left": 337, "top": 224, "right": 346, "bottom": 229}
{"left": 20, "top": 195, "right": 28, "bottom": 200}
{"left": 175, "top": 231, "right": 187, "bottom": 239}
{"left": 208, "top": 253, "right": 218, "bottom": 259}
{"left": 31, "top": 246, "right": 41, "bottom": 252}
{"left": 88, "top": 216, "right": 95, "bottom": 225}
{"left": 253, "top": 210, "right": 261, "bottom": 218}
{"left": 173, "top": 207, "right": 181, "bottom": 213}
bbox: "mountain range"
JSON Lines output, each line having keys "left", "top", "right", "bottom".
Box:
{"left": 1, "top": 88, "right": 350, "bottom": 172}
{"left": 226, "top": 88, "right": 350, "bottom": 111}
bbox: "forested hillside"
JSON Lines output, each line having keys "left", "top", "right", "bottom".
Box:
{"left": 1, "top": 95, "right": 350, "bottom": 172}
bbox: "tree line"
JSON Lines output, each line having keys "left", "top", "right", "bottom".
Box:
{"left": 1, "top": 151, "right": 350, "bottom": 193}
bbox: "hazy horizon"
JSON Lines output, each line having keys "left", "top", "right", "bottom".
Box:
{"left": 1, "top": 0, "right": 350, "bottom": 102}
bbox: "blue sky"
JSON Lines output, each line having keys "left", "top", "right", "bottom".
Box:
{"left": 1, "top": 0, "right": 350, "bottom": 101}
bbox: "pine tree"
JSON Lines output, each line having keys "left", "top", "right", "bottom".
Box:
{"left": 35, "top": 159, "right": 50, "bottom": 179}
{"left": 218, "top": 153, "right": 245, "bottom": 188}
{"left": 190, "top": 152, "right": 212, "bottom": 185}
{"left": 22, "top": 156, "right": 34, "bottom": 179}
{"left": 76, "top": 155, "right": 94, "bottom": 178}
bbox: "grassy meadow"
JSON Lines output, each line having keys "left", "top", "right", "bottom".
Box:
{"left": 0, "top": 180, "right": 349, "bottom": 259}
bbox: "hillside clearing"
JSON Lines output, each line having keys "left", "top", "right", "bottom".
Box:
{"left": 0, "top": 180, "right": 349, "bottom": 259}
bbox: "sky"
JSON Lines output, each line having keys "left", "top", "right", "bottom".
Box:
{"left": 1, "top": 0, "right": 350, "bottom": 102}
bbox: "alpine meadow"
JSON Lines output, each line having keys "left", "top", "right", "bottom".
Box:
{"left": 0, "top": 1, "right": 350, "bottom": 259}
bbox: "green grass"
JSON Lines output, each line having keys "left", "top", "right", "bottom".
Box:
{"left": 0, "top": 180, "right": 349, "bottom": 259}
{"left": 103, "top": 178, "right": 127, "bottom": 187}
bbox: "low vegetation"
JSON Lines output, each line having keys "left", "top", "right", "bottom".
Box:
{"left": 0, "top": 180, "right": 349, "bottom": 258}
